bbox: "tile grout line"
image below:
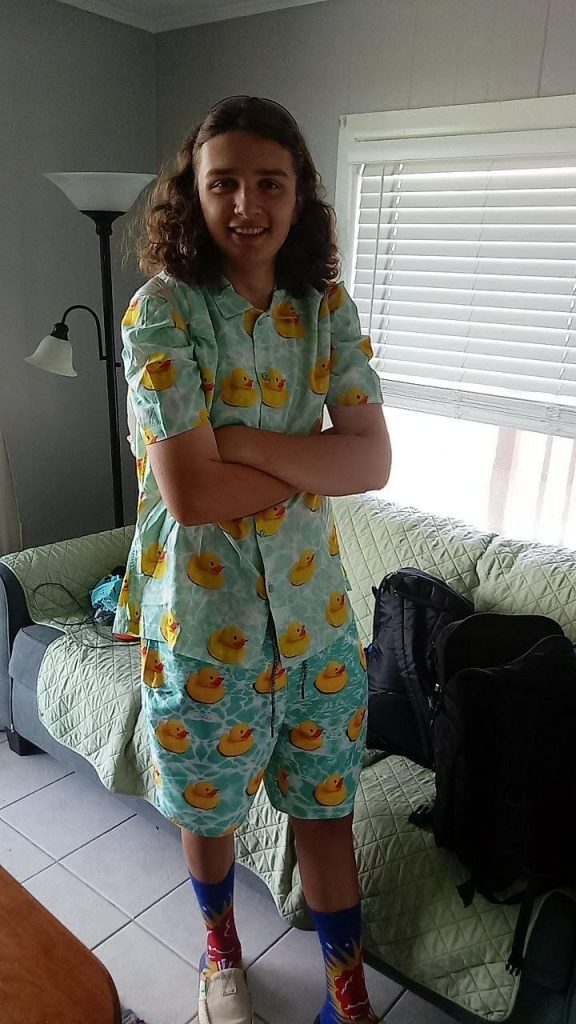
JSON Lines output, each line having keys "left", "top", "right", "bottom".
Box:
{"left": 0, "top": 769, "right": 75, "bottom": 812}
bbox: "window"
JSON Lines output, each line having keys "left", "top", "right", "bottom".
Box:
{"left": 335, "top": 96, "right": 576, "bottom": 542}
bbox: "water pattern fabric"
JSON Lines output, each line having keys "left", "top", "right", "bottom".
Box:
{"left": 142, "top": 619, "right": 368, "bottom": 834}
{"left": 114, "top": 272, "right": 383, "bottom": 670}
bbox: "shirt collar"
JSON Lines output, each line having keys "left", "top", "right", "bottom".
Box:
{"left": 207, "top": 276, "right": 257, "bottom": 319}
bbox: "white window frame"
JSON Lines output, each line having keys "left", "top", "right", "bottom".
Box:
{"left": 334, "top": 94, "right": 576, "bottom": 437}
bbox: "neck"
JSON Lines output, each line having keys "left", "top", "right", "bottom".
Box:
{"left": 223, "top": 265, "right": 275, "bottom": 311}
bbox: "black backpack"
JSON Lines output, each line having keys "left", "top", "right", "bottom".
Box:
{"left": 365, "top": 568, "right": 474, "bottom": 768}
{"left": 414, "top": 611, "right": 576, "bottom": 973}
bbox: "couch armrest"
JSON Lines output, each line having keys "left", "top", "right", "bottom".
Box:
{"left": 0, "top": 564, "right": 32, "bottom": 728}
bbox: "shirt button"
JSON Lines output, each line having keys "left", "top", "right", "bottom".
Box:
{"left": 268, "top": 583, "right": 274, "bottom": 593}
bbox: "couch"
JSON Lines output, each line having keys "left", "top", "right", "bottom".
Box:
{"left": 2, "top": 492, "right": 576, "bottom": 1024}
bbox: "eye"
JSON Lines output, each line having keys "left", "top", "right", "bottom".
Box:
{"left": 261, "top": 179, "right": 282, "bottom": 191}
{"left": 210, "top": 179, "right": 235, "bottom": 191}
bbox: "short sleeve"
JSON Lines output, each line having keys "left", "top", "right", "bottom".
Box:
{"left": 324, "top": 283, "right": 383, "bottom": 409}
{"left": 121, "top": 292, "right": 208, "bottom": 447}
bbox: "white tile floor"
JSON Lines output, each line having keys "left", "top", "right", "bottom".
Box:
{"left": 0, "top": 730, "right": 455, "bottom": 1024}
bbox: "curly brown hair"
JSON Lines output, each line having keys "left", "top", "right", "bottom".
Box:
{"left": 138, "top": 96, "right": 340, "bottom": 296}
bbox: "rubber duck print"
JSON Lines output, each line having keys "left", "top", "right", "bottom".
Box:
{"left": 140, "top": 426, "right": 158, "bottom": 446}
{"left": 221, "top": 367, "right": 258, "bottom": 407}
{"left": 271, "top": 300, "right": 305, "bottom": 339}
{"left": 328, "top": 524, "right": 340, "bottom": 556}
{"left": 172, "top": 308, "right": 188, "bottom": 333}
{"left": 278, "top": 766, "right": 290, "bottom": 797}
{"left": 141, "top": 645, "right": 165, "bottom": 688}
{"left": 358, "top": 640, "right": 367, "bottom": 671}
{"left": 151, "top": 762, "right": 163, "bottom": 787}
{"left": 218, "top": 723, "right": 254, "bottom": 757}
{"left": 136, "top": 453, "right": 147, "bottom": 486}
{"left": 186, "top": 666, "right": 226, "bottom": 704}
{"left": 187, "top": 552, "right": 225, "bottom": 590}
{"left": 289, "top": 549, "right": 317, "bottom": 586}
{"left": 184, "top": 781, "right": 220, "bottom": 810}
{"left": 255, "top": 503, "right": 286, "bottom": 537}
{"left": 315, "top": 773, "right": 348, "bottom": 807}
{"left": 337, "top": 387, "right": 369, "bottom": 407}
{"left": 127, "top": 601, "right": 141, "bottom": 636}
{"left": 141, "top": 543, "right": 167, "bottom": 579}
{"left": 219, "top": 518, "right": 250, "bottom": 540}
{"left": 326, "top": 282, "right": 346, "bottom": 313}
{"left": 304, "top": 493, "right": 322, "bottom": 512}
{"left": 254, "top": 664, "right": 288, "bottom": 693}
{"left": 347, "top": 707, "right": 367, "bottom": 742}
{"left": 326, "top": 592, "right": 348, "bottom": 628}
{"left": 122, "top": 300, "right": 140, "bottom": 328}
{"left": 290, "top": 720, "right": 324, "bottom": 751}
{"left": 279, "top": 621, "right": 310, "bottom": 658}
{"left": 246, "top": 769, "right": 265, "bottom": 796}
{"left": 261, "top": 368, "right": 288, "bottom": 408}
{"left": 160, "top": 610, "right": 180, "bottom": 648}
{"left": 141, "top": 353, "right": 177, "bottom": 391}
{"left": 207, "top": 626, "right": 248, "bottom": 665}
{"left": 200, "top": 368, "right": 215, "bottom": 408}
{"left": 194, "top": 406, "right": 209, "bottom": 428}
{"left": 315, "top": 660, "right": 349, "bottom": 694}
{"left": 118, "top": 574, "right": 130, "bottom": 606}
{"left": 243, "top": 307, "right": 261, "bottom": 336}
{"left": 309, "top": 356, "right": 331, "bottom": 395}
{"left": 256, "top": 574, "right": 267, "bottom": 599}
{"left": 358, "top": 336, "right": 374, "bottom": 359}
{"left": 155, "top": 718, "right": 190, "bottom": 754}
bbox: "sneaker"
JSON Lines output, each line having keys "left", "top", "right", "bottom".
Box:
{"left": 197, "top": 957, "right": 253, "bottom": 1024}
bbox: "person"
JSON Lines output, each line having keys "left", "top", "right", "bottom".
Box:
{"left": 116, "top": 95, "right": 392, "bottom": 1024}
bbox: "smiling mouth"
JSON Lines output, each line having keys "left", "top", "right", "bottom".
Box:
{"left": 230, "top": 227, "right": 268, "bottom": 236}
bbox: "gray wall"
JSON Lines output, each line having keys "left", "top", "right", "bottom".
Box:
{"left": 155, "top": 0, "right": 576, "bottom": 207}
{"left": 1, "top": 0, "right": 155, "bottom": 547}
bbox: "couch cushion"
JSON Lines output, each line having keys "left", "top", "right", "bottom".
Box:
{"left": 332, "top": 494, "right": 494, "bottom": 642}
{"left": 9, "top": 625, "right": 63, "bottom": 693}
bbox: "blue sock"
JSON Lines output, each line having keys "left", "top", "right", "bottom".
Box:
{"left": 309, "top": 904, "right": 378, "bottom": 1023}
{"left": 189, "top": 862, "right": 243, "bottom": 973}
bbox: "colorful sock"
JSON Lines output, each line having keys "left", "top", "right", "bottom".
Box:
{"left": 309, "top": 904, "right": 378, "bottom": 1023}
{"left": 189, "top": 862, "right": 243, "bottom": 974}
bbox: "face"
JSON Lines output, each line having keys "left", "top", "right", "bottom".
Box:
{"left": 196, "top": 131, "right": 300, "bottom": 279}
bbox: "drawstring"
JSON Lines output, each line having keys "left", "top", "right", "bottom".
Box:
{"left": 301, "top": 660, "right": 308, "bottom": 700}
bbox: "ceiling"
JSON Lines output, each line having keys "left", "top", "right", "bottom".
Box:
{"left": 55, "top": 0, "right": 329, "bottom": 32}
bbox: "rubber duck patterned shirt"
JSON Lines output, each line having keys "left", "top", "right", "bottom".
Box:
{"left": 115, "top": 272, "right": 383, "bottom": 670}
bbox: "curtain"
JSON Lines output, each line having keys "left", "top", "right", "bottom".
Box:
{"left": 0, "top": 423, "right": 22, "bottom": 555}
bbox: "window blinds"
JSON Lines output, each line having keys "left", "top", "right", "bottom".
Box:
{"left": 351, "top": 159, "right": 576, "bottom": 436}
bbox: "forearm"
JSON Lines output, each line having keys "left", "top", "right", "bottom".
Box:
{"left": 179, "top": 459, "right": 298, "bottom": 526}
{"left": 216, "top": 427, "right": 388, "bottom": 496}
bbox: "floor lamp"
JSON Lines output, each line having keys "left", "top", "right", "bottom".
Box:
{"left": 26, "top": 172, "right": 155, "bottom": 528}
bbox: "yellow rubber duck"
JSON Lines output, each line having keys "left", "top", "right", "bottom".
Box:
{"left": 278, "top": 766, "right": 290, "bottom": 797}
{"left": 289, "top": 549, "right": 317, "bottom": 586}
{"left": 127, "top": 601, "right": 141, "bottom": 636}
{"left": 347, "top": 707, "right": 367, "bottom": 742}
{"left": 219, "top": 517, "right": 250, "bottom": 540}
{"left": 151, "top": 762, "right": 163, "bottom": 787}
{"left": 207, "top": 626, "right": 248, "bottom": 665}
{"left": 314, "top": 773, "right": 348, "bottom": 807}
{"left": 336, "top": 387, "right": 369, "bottom": 407}
{"left": 358, "top": 640, "right": 367, "bottom": 671}
{"left": 155, "top": 719, "right": 190, "bottom": 754}
{"left": 309, "top": 357, "right": 331, "bottom": 395}
{"left": 172, "top": 309, "right": 188, "bottom": 333}
{"left": 326, "top": 282, "right": 346, "bottom": 313}
{"left": 160, "top": 610, "right": 180, "bottom": 648}
{"left": 315, "top": 660, "right": 349, "bottom": 694}
{"left": 290, "top": 720, "right": 324, "bottom": 751}
{"left": 271, "top": 300, "right": 305, "bottom": 339}
{"left": 136, "top": 454, "right": 147, "bottom": 486}
{"left": 243, "top": 307, "right": 261, "bottom": 336}
{"left": 200, "top": 368, "right": 215, "bottom": 407}
{"left": 256, "top": 574, "right": 267, "bottom": 599}
{"left": 328, "top": 524, "right": 339, "bottom": 556}
{"left": 304, "top": 493, "right": 322, "bottom": 512}
{"left": 183, "top": 781, "right": 220, "bottom": 810}
{"left": 224, "top": 822, "right": 241, "bottom": 835}
{"left": 187, "top": 552, "right": 225, "bottom": 590}
{"left": 254, "top": 664, "right": 288, "bottom": 693}
{"left": 186, "top": 666, "right": 225, "bottom": 704}
{"left": 141, "top": 353, "right": 177, "bottom": 391}
{"left": 141, "top": 646, "right": 165, "bottom": 688}
{"left": 255, "top": 503, "right": 286, "bottom": 537}
{"left": 122, "top": 300, "right": 140, "bottom": 328}
{"left": 358, "top": 336, "right": 374, "bottom": 359}
{"left": 326, "top": 592, "right": 348, "bottom": 628}
{"left": 246, "top": 769, "right": 265, "bottom": 796}
{"left": 141, "top": 543, "right": 167, "bottom": 579}
{"left": 218, "top": 723, "right": 254, "bottom": 757}
{"left": 279, "top": 621, "right": 310, "bottom": 658}
{"left": 221, "top": 367, "right": 258, "bottom": 407}
{"left": 118, "top": 574, "right": 130, "bottom": 606}
{"left": 194, "top": 406, "right": 209, "bottom": 428}
{"left": 140, "top": 426, "right": 158, "bottom": 446}
{"left": 261, "top": 368, "right": 289, "bottom": 408}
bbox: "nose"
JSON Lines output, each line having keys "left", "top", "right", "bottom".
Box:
{"left": 234, "top": 185, "right": 262, "bottom": 219}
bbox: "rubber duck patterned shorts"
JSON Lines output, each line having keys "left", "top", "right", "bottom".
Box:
{"left": 142, "top": 619, "right": 368, "bottom": 835}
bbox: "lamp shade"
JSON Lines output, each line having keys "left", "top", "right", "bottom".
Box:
{"left": 44, "top": 172, "right": 155, "bottom": 213}
{"left": 25, "top": 335, "right": 77, "bottom": 377}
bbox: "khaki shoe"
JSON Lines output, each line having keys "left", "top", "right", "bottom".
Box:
{"left": 198, "top": 961, "right": 253, "bottom": 1024}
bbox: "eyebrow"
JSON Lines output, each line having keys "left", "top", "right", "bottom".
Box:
{"left": 206, "top": 168, "right": 290, "bottom": 179}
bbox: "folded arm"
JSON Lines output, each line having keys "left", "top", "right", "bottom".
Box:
{"left": 214, "top": 404, "right": 391, "bottom": 496}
